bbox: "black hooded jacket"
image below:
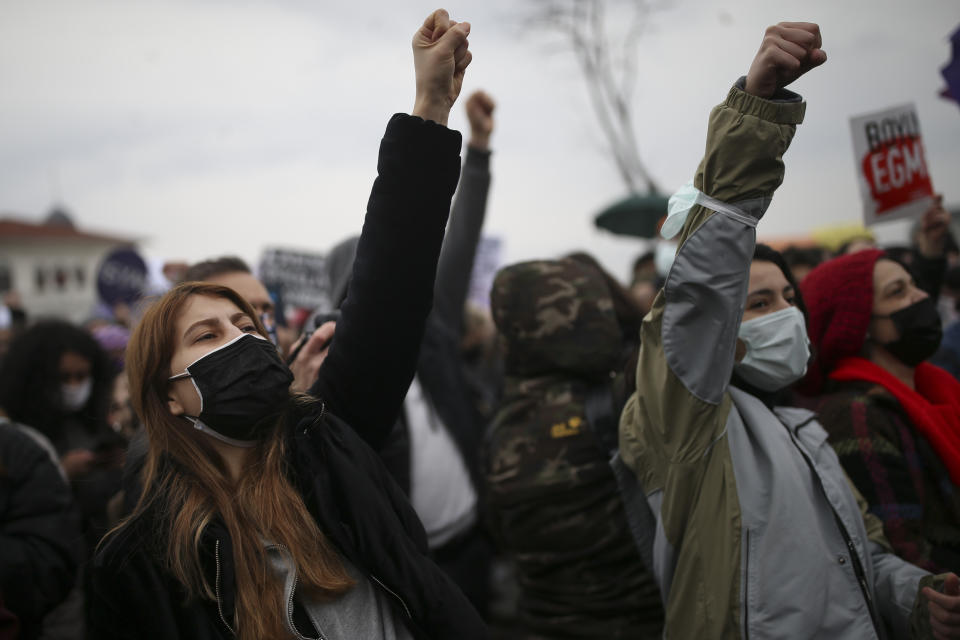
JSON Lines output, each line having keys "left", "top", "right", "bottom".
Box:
{"left": 85, "top": 115, "right": 486, "bottom": 640}
{"left": 0, "top": 420, "right": 82, "bottom": 640}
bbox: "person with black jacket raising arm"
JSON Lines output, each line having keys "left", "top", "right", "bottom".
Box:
{"left": 288, "top": 87, "right": 499, "bottom": 614}
{"left": 85, "top": 10, "right": 486, "bottom": 640}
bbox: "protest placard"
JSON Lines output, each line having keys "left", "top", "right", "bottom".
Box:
{"left": 97, "top": 248, "right": 147, "bottom": 306}
{"left": 258, "top": 247, "right": 330, "bottom": 312}
{"left": 850, "top": 103, "right": 934, "bottom": 226}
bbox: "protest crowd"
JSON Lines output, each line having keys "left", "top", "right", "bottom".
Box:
{"left": 4, "top": 8, "right": 960, "bottom": 640}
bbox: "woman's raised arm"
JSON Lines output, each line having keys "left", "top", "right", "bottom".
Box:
{"left": 310, "top": 10, "right": 473, "bottom": 450}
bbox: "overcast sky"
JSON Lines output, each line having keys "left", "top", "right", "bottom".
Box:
{"left": 1, "top": 0, "right": 957, "bottom": 282}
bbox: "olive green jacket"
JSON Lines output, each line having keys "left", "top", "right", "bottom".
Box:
{"left": 618, "top": 82, "right": 941, "bottom": 639}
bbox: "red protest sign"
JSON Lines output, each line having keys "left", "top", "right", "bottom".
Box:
{"left": 850, "top": 104, "right": 935, "bottom": 225}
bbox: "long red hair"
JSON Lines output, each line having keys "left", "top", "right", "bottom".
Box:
{"left": 118, "top": 282, "right": 353, "bottom": 639}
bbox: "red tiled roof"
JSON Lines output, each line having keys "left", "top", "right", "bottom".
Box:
{"left": 0, "top": 217, "right": 134, "bottom": 244}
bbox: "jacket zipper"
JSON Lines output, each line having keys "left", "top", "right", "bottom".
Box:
{"left": 215, "top": 539, "right": 340, "bottom": 640}
{"left": 784, "top": 424, "right": 883, "bottom": 636}
{"left": 285, "top": 571, "right": 325, "bottom": 640}
{"left": 370, "top": 574, "right": 412, "bottom": 620}
{"left": 214, "top": 540, "right": 236, "bottom": 636}
{"left": 276, "top": 544, "right": 325, "bottom": 640}
{"left": 831, "top": 512, "right": 881, "bottom": 631}
{"left": 279, "top": 544, "right": 410, "bottom": 636}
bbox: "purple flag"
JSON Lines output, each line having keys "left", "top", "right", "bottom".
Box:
{"left": 942, "top": 25, "right": 960, "bottom": 104}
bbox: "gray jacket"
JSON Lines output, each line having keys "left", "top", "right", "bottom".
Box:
{"left": 617, "top": 82, "right": 941, "bottom": 639}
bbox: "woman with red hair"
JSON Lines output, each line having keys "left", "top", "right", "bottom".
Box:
{"left": 801, "top": 248, "right": 960, "bottom": 574}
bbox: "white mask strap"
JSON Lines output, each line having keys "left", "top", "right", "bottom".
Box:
{"left": 662, "top": 180, "right": 755, "bottom": 239}
{"left": 183, "top": 416, "right": 258, "bottom": 448}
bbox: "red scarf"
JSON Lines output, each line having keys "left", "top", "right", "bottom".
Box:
{"left": 829, "top": 357, "right": 960, "bottom": 486}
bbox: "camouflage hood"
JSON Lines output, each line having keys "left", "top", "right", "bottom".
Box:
{"left": 490, "top": 258, "right": 623, "bottom": 378}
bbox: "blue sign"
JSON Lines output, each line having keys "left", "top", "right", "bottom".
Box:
{"left": 97, "top": 248, "right": 147, "bottom": 306}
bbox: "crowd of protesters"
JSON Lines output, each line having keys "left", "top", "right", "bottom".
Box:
{"left": 2, "top": 9, "right": 960, "bottom": 640}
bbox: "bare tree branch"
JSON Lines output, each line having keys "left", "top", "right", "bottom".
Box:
{"left": 525, "top": 0, "right": 664, "bottom": 194}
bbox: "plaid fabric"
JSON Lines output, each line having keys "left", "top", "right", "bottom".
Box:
{"left": 811, "top": 379, "right": 960, "bottom": 573}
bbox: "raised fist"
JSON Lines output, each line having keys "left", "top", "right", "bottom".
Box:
{"left": 465, "top": 90, "right": 495, "bottom": 149}
{"left": 412, "top": 9, "right": 472, "bottom": 126}
{"left": 916, "top": 194, "right": 951, "bottom": 258}
{"left": 745, "top": 22, "right": 827, "bottom": 98}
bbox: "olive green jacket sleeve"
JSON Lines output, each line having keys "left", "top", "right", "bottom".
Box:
{"left": 619, "top": 82, "right": 805, "bottom": 488}
{"left": 617, "top": 82, "right": 804, "bottom": 637}
{"left": 619, "top": 80, "right": 946, "bottom": 640}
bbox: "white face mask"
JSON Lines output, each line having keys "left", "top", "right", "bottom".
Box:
{"left": 735, "top": 306, "right": 811, "bottom": 392}
{"left": 662, "top": 180, "right": 701, "bottom": 239}
{"left": 61, "top": 378, "right": 93, "bottom": 412}
{"left": 654, "top": 241, "right": 678, "bottom": 278}
{"left": 662, "top": 180, "right": 751, "bottom": 240}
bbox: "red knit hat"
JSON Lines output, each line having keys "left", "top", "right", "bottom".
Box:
{"left": 799, "top": 248, "right": 885, "bottom": 393}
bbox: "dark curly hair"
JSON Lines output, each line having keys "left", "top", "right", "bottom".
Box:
{"left": 0, "top": 320, "right": 113, "bottom": 447}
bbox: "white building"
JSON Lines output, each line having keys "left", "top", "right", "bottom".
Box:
{"left": 0, "top": 209, "right": 137, "bottom": 324}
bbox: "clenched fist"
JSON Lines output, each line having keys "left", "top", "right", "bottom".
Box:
{"left": 916, "top": 194, "right": 951, "bottom": 259}
{"left": 465, "top": 90, "right": 495, "bottom": 150}
{"left": 412, "top": 9, "right": 472, "bottom": 126}
{"left": 745, "top": 22, "right": 827, "bottom": 98}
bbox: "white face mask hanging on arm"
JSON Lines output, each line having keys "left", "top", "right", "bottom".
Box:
{"left": 662, "top": 180, "right": 807, "bottom": 391}
{"left": 662, "top": 180, "right": 757, "bottom": 239}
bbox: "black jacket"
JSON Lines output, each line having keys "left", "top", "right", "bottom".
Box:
{"left": 87, "top": 408, "right": 485, "bottom": 640}
{"left": 314, "top": 147, "right": 492, "bottom": 496}
{"left": 86, "top": 115, "right": 486, "bottom": 639}
{"left": 0, "top": 420, "right": 82, "bottom": 640}
{"left": 381, "top": 147, "right": 492, "bottom": 495}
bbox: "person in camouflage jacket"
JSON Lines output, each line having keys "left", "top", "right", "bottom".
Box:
{"left": 483, "top": 258, "right": 663, "bottom": 639}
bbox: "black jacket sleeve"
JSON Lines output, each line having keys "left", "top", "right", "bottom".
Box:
{"left": 0, "top": 422, "right": 81, "bottom": 630}
{"left": 310, "top": 114, "right": 463, "bottom": 450}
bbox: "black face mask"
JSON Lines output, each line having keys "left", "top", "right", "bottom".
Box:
{"left": 875, "top": 297, "right": 943, "bottom": 367}
{"left": 168, "top": 334, "right": 294, "bottom": 445}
